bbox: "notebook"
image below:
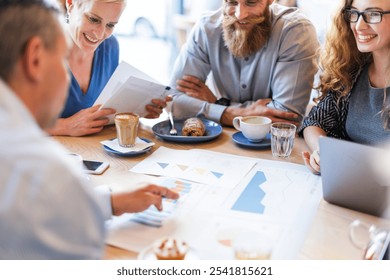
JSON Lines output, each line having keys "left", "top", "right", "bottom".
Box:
{"left": 319, "top": 137, "right": 390, "bottom": 218}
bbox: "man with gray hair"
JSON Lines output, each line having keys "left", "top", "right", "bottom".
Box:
{"left": 0, "top": 0, "right": 178, "bottom": 259}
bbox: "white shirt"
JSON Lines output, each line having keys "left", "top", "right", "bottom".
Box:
{"left": 0, "top": 80, "right": 111, "bottom": 259}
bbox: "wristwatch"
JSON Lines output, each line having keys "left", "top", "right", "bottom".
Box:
{"left": 215, "top": 97, "right": 231, "bottom": 106}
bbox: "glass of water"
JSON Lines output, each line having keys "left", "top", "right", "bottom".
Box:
{"left": 270, "top": 123, "right": 297, "bottom": 158}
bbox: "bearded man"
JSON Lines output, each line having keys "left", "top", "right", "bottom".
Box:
{"left": 169, "top": 0, "right": 319, "bottom": 126}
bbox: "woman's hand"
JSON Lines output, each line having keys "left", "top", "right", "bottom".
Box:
{"left": 302, "top": 149, "right": 321, "bottom": 175}
{"left": 47, "top": 104, "right": 115, "bottom": 136}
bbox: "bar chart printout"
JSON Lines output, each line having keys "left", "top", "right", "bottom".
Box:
{"left": 130, "top": 178, "right": 192, "bottom": 227}
{"left": 106, "top": 159, "right": 322, "bottom": 258}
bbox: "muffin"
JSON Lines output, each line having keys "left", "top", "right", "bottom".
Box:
{"left": 153, "top": 237, "right": 189, "bottom": 260}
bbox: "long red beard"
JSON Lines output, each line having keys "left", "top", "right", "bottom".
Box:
{"left": 222, "top": 10, "right": 271, "bottom": 58}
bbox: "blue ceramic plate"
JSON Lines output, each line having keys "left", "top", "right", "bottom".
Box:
{"left": 103, "top": 137, "right": 153, "bottom": 157}
{"left": 152, "top": 118, "right": 222, "bottom": 143}
{"left": 232, "top": 132, "right": 271, "bottom": 149}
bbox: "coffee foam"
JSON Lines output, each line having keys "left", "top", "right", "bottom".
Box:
{"left": 115, "top": 113, "right": 134, "bottom": 120}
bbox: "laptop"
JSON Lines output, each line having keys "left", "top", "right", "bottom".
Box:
{"left": 319, "top": 137, "right": 390, "bottom": 218}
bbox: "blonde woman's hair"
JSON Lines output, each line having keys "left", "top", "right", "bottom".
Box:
{"left": 58, "top": 0, "right": 126, "bottom": 11}
{"left": 316, "top": 0, "right": 371, "bottom": 101}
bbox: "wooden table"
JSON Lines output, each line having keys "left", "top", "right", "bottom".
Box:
{"left": 53, "top": 119, "right": 390, "bottom": 260}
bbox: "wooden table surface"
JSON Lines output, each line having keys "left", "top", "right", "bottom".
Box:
{"left": 53, "top": 118, "right": 390, "bottom": 260}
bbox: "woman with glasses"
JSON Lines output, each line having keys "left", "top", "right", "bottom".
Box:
{"left": 299, "top": 0, "right": 390, "bottom": 174}
{"left": 47, "top": 0, "right": 168, "bottom": 136}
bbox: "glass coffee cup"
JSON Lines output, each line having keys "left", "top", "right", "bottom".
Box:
{"left": 114, "top": 112, "right": 139, "bottom": 147}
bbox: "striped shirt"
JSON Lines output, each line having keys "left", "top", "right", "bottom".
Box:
{"left": 299, "top": 65, "right": 390, "bottom": 145}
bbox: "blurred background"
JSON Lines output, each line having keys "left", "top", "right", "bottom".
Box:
{"left": 115, "top": 0, "right": 340, "bottom": 85}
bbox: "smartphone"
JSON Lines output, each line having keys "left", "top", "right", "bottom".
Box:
{"left": 82, "top": 160, "right": 109, "bottom": 175}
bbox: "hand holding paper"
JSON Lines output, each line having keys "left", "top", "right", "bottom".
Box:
{"left": 94, "top": 61, "right": 171, "bottom": 124}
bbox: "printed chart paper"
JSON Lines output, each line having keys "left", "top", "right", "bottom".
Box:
{"left": 130, "top": 147, "right": 258, "bottom": 189}
{"left": 93, "top": 61, "right": 171, "bottom": 124}
{"left": 106, "top": 156, "right": 322, "bottom": 259}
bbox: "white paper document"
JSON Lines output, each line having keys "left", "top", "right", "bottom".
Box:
{"left": 106, "top": 153, "right": 322, "bottom": 259}
{"left": 130, "top": 147, "right": 258, "bottom": 189}
{"left": 93, "top": 61, "right": 171, "bottom": 124}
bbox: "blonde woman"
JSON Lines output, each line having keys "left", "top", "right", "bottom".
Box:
{"left": 300, "top": 0, "right": 390, "bottom": 174}
{"left": 48, "top": 0, "right": 167, "bottom": 136}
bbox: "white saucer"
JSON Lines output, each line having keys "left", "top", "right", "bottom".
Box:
{"left": 102, "top": 137, "right": 153, "bottom": 157}
{"left": 137, "top": 245, "right": 200, "bottom": 260}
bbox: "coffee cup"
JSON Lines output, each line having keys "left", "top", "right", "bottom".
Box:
{"left": 114, "top": 112, "right": 139, "bottom": 147}
{"left": 232, "top": 231, "right": 274, "bottom": 260}
{"left": 232, "top": 116, "right": 271, "bottom": 142}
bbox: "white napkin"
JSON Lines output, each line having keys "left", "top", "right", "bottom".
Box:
{"left": 101, "top": 138, "right": 155, "bottom": 153}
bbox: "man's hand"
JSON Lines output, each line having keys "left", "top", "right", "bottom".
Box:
{"left": 221, "top": 99, "right": 300, "bottom": 126}
{"left": 111, "top": 184, "right": 180, "bottom": 216}
{"left": 144, "top": 96, "right": 172, "bottom": 119}
{"left": 47, "top": 104, "right": 115, "bottom": 136}
{"left": 176, "top": 75, "right": 217, "bottom": 103}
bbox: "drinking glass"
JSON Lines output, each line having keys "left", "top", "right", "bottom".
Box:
{"left": 114, "top": 112, "right": 139, "bottom": 147}
{"left": 232, "top": 231, "right": 273, "bottom": 260}
{"left": 270, "top": 123, "right": 296, "bottom": 158}
{"left": 349, "top": 219, "right": 390, "bottom": 260}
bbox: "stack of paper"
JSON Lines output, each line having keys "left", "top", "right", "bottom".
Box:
{"left": 93, "top": 61, "right": 171, "bottom": 124}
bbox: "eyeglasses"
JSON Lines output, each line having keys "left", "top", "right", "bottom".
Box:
{"left": 343, "top": 8, "right": 390, "bottom": 24}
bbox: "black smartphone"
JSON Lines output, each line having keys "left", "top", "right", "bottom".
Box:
{"left": 82, "top": 160, "right": 109, "bottom": 175}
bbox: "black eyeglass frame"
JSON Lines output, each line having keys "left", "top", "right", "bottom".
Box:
{"left": 343, "top": 8, "right": 390, "bottom": 24}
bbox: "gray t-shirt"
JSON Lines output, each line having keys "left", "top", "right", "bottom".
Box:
{"left": 346, "top": 65, "right": 390, "bottom": 145}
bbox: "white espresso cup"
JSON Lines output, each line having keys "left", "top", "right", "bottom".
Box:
{"left": 232, "top": 116, "right": 272, "bottom": 142}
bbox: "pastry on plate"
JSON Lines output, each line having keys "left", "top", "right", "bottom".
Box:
{"left": 182, "top": 118, "right": 205, "bottom": 136}
{"left": 153, "top": 237, "right": 189, "bottom": 260}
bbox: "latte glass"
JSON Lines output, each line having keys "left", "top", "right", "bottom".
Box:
{"left": 232, "top": 231, "right": 273, "bottom": 260}
{"left": 114, "top": 113, "right": 139, "bottom": 147}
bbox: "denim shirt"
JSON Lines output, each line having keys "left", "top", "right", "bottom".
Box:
{"left": 170, "top": 4, "right": 319, "bottom": 123}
